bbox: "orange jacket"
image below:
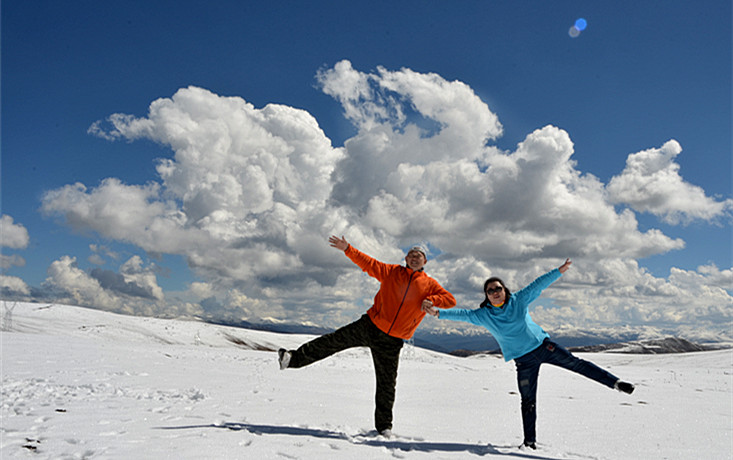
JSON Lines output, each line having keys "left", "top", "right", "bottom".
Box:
{"left": 344, "top": 245, "right": 456, "bottom": 340}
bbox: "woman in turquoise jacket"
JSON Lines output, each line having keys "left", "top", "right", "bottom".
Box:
{"left": 424, "top": 259, "right": 635, "bottom": 450}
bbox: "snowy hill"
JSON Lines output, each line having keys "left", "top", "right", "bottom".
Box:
{"left": 1, "top": 302, "right": 731, "bottom": 459}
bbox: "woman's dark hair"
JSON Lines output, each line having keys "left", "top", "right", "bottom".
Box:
{"left": 480, "top": 277, "right": 511, "bottom": 307}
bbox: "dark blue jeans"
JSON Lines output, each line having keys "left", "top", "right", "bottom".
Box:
{"left": 514, "top": 339, "right": 619, "bottom": 444}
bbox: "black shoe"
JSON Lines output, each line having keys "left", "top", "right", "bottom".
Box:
{"left": 278, "top": 348, "right": 291, "bottom": 370}
{"left": 520, "top": 441, "right": 536, "bottom": 450}
{"left": 614, "top": 380, "right": 635, "bottom": 394}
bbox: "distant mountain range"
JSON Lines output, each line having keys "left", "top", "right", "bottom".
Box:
{"left": 567, "top": 337, "right": 729, "bottom": 354}
{"left": 449, "top": 337, "right": 728, "bottom": 357}
{"left": 206, "top": 317, "right": 731, "bottom": 356}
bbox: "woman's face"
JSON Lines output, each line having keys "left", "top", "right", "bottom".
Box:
{"left": 485, "top": 281, "right": 506, "bottom": 306}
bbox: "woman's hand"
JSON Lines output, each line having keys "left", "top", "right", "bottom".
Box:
{"left": 559, "top": 258, "right": 572, "bottom": 274}
{"left": 422, "top": 299, "right": 439, "bottom": 317}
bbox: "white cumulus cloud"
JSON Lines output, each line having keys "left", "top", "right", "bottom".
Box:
{"left": 48, "top": 87, "right": 349, "bottom": 293}
{"left": 1, "top": 215, "right": 30, "bottom": 249}
{"left": 33, "top": 62, "right": 730, "bottom": 338}
{"left": 1, "top": 275, "right": 31, "bottom": 296}
{"left": 607, "top": 140, "right": 733, "bottom": 224}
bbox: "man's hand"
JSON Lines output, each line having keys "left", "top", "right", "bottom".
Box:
{"left": 329, "top": 235, "right": 349, "bottom": 252}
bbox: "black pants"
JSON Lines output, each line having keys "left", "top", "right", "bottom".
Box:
{"left": 287, "top": 314, "right": 404, "bottom": 432}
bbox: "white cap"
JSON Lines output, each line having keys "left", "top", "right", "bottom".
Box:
{"left": 407, "top": 245, "right": 428, "bottom": 259}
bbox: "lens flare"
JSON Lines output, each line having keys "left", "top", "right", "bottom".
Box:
{"left": 569, "top": 18, "right": 587, "bottom": 38}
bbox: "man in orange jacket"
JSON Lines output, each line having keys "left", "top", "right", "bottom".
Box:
{"left": 278, "top": 235, "right": 456, "bottom": 437}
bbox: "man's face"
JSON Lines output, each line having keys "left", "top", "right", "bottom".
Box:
{"left": 405, "top": 250, "right": 427, "bottom": 271}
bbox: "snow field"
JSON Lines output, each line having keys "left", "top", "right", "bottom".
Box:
{"left": 1, "top": 302, "right": 730, "bottom": 459}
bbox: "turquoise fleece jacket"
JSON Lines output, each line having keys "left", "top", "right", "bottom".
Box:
{"left": 439, "top": 269, "right": 562, "bottom": 361}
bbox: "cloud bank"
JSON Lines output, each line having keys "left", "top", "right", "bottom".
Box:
{"left": 9, "top": 61, "right": 731, "bottom": 339}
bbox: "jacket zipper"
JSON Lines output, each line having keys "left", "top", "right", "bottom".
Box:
{"left": 387, "top": 269, "right": 416, "bottom": 336}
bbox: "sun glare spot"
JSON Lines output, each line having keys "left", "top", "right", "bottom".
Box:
{"left": 568, "top": 18, "right": 587, "bottom": 38}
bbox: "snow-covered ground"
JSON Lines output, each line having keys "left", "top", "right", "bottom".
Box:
{"left": 1, "top": 302, "right": 731, "bottom": 459}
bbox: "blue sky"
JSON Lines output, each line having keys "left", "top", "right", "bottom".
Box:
{"left": 2, "top": 1, "right": 731, "bottom": 340}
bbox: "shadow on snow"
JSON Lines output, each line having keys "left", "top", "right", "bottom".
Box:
{"left": 156, "top": 422, "right": 560, "bottom": 459}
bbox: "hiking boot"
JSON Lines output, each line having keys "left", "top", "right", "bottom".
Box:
{"left": 614, "top": 380, "right": 635, "bottom": 394}
{"left": 278, "top": 348, "right": 291, "bottom": 370}
{"left": 378, "top": 429, "right": 393, "bottom": 439}
{"left": 519, "top": 441, "right": 536, "bottom": 450}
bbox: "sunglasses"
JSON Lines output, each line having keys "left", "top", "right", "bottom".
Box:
{"left": 485, "top": 286, "right": 503, "bottom": 295}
